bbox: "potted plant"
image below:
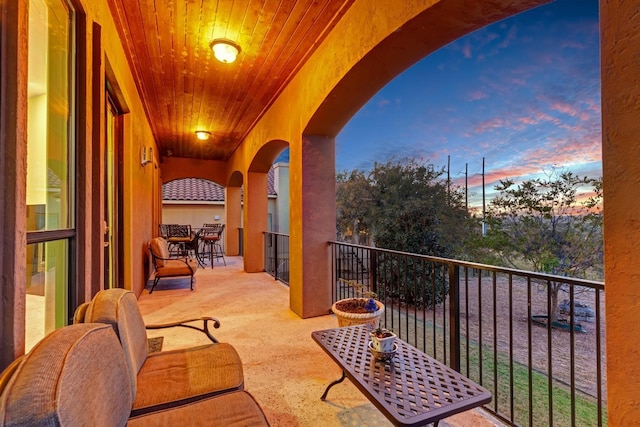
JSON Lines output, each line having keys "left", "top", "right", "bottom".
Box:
{"left": 331, "top": 279, "right": 385, "bottom": 328}
{"left": 369, "top": 327, "right": 396, "bottom": 353}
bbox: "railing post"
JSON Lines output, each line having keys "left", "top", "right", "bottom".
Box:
{"left": 370, "top": 250, "right": 378, "bottom": 296}
{"left": 274, "top": 233, "right": 279, "bottom": 281}
{"left": 448, "top": 263, "right": 461, "bottom": 372}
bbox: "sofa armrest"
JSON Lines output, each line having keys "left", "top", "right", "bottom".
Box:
{"left": 0, "top": 355, "right": 25, "bottom": 396}
{"left": 145, "top": 316, "right": 220, "bottom": 343}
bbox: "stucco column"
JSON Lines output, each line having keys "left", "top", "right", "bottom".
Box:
{"left": 225, "top": 186, "right": 241, "bottom": 256}
{"left": 0, "top": 0, "right": 28, "bottom": 369}
{"left": 601, "top": 2, "right": 640, "bottom": 425}
{"left": 289, "top": 135, "right": 335, "bottom": 318}
{"left": 243, "top": 171, "right": 268, "bottom": 272}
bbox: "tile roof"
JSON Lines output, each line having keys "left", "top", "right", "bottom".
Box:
{"left": 163, "top": 168, "right": 276, "bottom": 202}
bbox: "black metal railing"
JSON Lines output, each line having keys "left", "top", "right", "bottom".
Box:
{"left": 263, "top": 232, "right": 289, "bottom": 285}
{"left": 329, "top": 241, "right": 606, "bottom": 427}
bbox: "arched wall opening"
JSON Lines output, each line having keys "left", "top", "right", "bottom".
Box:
{"left": 242, "top": 140, "right": 290, "bottom": 272}
{"left": 161, "top": 178, "right": 227, "bottom": 229}
{"left": 304, "top": 0, "right": 550, "bottom": 137}
{"left": 288, "top": 0, "right": 640, "bottom": 421}
{"left": 282, "top": 1, "right": 552, "bottom": 321}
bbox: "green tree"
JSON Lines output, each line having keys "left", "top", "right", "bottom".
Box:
{"left": 368, "top": 158, "right": 467, "bottom": 257}
{"left": 336, "top": 158, "right": 471, "bottom": 307}
{"left": 483, "top": 169, "right": 603, "bottom": 323}
{"left": 336, "top": 169, "right": 372, "bottom": 244}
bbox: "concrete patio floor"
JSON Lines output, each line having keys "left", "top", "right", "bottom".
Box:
{"left": 137, "top": 257, "right": 503, "bottom": 427}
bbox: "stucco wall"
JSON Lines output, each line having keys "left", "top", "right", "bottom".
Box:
{"left": 601, "top": 1, "right": 640, "bottom": 424}
{"left": 91, "top": 0, "right": 159, "bottom": 295}
{"left": 162, "top": 203, "right": 226, "bottom": 228}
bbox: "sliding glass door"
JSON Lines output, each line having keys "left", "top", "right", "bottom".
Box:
{"left": 25, "top": 0, "right": 75, "bottom": 351}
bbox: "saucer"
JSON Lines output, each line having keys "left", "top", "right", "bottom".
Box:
{"left": 368, "top": 341, "right": 398, "bottom": 361}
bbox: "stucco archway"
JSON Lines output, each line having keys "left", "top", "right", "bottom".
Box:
{"left": 240, "top": 0, "right": 550, "bottom": 321}
{"left": 242, "top": 141, "right": 290, "bottom": 272}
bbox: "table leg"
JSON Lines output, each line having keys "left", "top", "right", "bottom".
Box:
{"left": 320, "top": 370, "right": 347, "bottom": 401}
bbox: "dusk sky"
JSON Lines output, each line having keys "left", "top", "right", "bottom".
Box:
{"left": 335, "top": 0, "right": 601, "bottom": 209}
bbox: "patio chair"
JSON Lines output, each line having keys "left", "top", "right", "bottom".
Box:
{"left": 201, "top": 223, "right": 226, "bottom": 267}
{"left": 0, "top": 323, "right": 267, "bottom": 425}
{"left": 158, "top": 223, "right": 176, "bottom": 239}
{"left": 185, "top": 227, "right": 205, "bottom": 265}
{"left": 165, "top": 224, "right": 192, "bottom": 256}
{"left": 73, "top": 288, "right": 246, "bottom": 417}
{"left": 148, "top": 237, "right": 198, "bottom": 293}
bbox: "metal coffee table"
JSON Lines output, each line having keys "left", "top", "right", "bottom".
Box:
{"left": 312, "top": 325, "right": 491, "bottom": 427}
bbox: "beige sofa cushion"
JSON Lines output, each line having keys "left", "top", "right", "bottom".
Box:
{"left": 83, "top": 288, "right": 149, "bottom": 402}
{"left": 0, "top": 323, "right": 132, "bottom": 427}
{"left": 127, "top": 391, "right": 269, "bottom": 426}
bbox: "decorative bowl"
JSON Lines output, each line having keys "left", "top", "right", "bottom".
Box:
{"left": 368, "top": 341, "right": 398, "bottom": 362}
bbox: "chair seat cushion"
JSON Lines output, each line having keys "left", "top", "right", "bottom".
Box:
{"left": 127, "top": 391, "right": 269, "bottom": 426}
{"left": 131, "top": 343, "right": 244, "bottom": 415}
{"left": 168, "top": 236, "right": 192, "bottom": 243}
{"left": 156, "top": 258, "right": 198, "bottom": 277}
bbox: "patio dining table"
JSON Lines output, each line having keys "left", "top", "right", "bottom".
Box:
{"left": 312, "top": 325, "right": 491, "bottom": 427}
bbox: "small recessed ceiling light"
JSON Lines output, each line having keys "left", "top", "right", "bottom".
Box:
{"left": 210, "top": 39, "right": 241, "bottom": 63}
{"left": 195, "top": 130, "right": 211, "bottom": 140}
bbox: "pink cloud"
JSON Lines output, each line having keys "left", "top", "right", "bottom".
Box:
{"left": 499, "top": 24, "right": 518, "bottom": 49}
{"left": 474, "top": 117, "right": 505, "bottom": 134}
{"left": 467, "top": 90, "right": 489, "bottom": 101}
{"left": 459, "top": 164, "right": 541, "bottom": 189}
{"left": 561, "top": 40, "right": 586, "bottom": 50}
{"left": 452, "top": 133, "right": 602, "bottom": 191}
{"left": 550, "top": 101, "right": 580, "bottom": 117}
{"left": 586, "top": 98, "right": 601, "bottom": 114}
{"left": 535, "top": 111, "right": 562, "bottom": 125}
{"left": 462, "top": 41, "right": 472, "bottom": 59}
{"left": 521, "top": 137, "right": 601, "bottom": 169}
{"left": 517, "top": 116, "right": 538, "bottom": 125}
{"left": 482, "top": 31, "right": 500, "bottom": 44}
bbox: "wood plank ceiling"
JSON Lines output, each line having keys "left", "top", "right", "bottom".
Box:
{"left": 108, "top": 0, "right": 355, "bottom": 161}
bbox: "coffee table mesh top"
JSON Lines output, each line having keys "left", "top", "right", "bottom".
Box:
{"left": 313, "top": 325, "right": 491, "bottom": 424}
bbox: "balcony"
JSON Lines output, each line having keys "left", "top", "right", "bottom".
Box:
{"left": 137, "top": 256, "right": 500, "bottom": 426}
{"left": 262, "top": 235, "right": 606, "bottom": 427}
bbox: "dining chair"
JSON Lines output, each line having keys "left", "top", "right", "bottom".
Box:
{"left": 200, "top": 224, "right": 226, "bottom": 267}
{"left": 165, "top": 224, "right": 192, "bottom": 256}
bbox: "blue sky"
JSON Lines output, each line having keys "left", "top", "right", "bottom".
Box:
{"left": 334, "top": 0, "right": 600, "bottom": 208}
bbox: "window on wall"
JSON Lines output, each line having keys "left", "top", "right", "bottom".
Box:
{"left": 26, "top": 0, "right": 75, "bottom": 351}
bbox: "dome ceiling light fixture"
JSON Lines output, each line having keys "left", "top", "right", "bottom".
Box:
{"left": 210, "top": 39, "right": 241, "bottom": 63}
{"left": 195, "top": 130, "right": 211, "bottom": 141}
